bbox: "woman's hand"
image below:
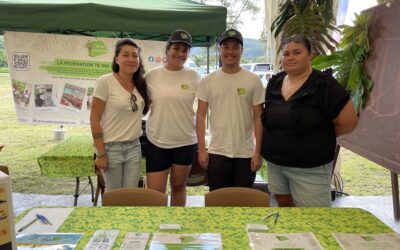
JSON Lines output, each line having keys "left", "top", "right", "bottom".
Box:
{"left": 95, "top": 156, "right": 108, "bottom": 172}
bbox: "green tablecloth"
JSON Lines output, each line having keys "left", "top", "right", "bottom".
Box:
{"left": 37, "top": 136, "right": 95, "bottom": 178}
{"left": 57, "top": 207, "right": 393, "bottom": 249}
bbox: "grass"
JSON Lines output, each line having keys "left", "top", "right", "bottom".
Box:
{"left": 0, "top": 73, "right": 394, "bottom": 196}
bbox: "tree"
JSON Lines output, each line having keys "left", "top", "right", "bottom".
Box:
{"left": 0, "top": 36, "right": 7, "bottom": 68}
{"left": 194, "top": 0, "right": 260, "bottom": 29}
{"left": 271, "top": 0, "right": 339, "bottom": 56}
{"left": 0, "top": 50, "right": 7, "bottom": 68}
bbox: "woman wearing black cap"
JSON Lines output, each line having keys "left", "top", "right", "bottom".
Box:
{"left": 145, "top": 30, "right": 201, "bottom": 206}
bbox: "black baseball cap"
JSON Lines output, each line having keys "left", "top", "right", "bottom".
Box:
{"left": 168, "top": 30, "right": 192, "bottom": 47}
{"left": 219, "top": 29, "right": 243, "bottom": 46}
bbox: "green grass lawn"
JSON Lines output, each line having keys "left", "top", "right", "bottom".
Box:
{"left": 0, "top": 73, "right": 394, "bottom": 196}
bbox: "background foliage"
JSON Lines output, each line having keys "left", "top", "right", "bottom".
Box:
{"left": 271, "top": 0, "right": 339, "bottom": 57}
{"left": 312, "top": 11, "right": 373, "bottom": 113}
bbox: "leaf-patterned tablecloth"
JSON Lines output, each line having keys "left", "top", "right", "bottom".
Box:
{"left": 58, "top": 207, "right": 394, "bottom": 249}
{"left": 37, "top": 136, "right": 95, "bottom": 178}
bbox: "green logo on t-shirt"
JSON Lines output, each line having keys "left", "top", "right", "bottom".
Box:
{"left": 181, "top": 84, "right": 190, "bottom": 90}
{"left": 237, "top": 88, "right": 246, "bottom": 95}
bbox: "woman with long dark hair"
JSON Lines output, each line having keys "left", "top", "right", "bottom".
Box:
{"left": 90, "top": 39, "right": 150, "bottom": 191}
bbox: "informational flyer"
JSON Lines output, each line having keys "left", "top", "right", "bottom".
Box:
{"left": 150, "top": 233, "right": 222, "bottom": 250}
{"left": 248, "top": 232, "right": 323, "bottom": 250}
{"left": 84, "top": 230, "right": 119, "bottom": 250}
{"left": 5, "top": 31, "right": 166, "bottom": 125}
{"left": 16, "top": 233, "right": 83, "bottom": 249}
{"left": 120, "top": 232, "right": 150, "bottom": 250}
{"left": 332, "top": 233, "right": 400, "bottom": 250}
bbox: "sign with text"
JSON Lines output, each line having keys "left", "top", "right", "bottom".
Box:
{"left": 5, "top": 31, "right": 166, "bottom": 125}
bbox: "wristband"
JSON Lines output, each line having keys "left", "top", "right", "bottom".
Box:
{"left": 97, "top": 153, "right": 106, "bottom": 159}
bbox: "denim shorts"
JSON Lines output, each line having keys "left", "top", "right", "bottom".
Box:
{"left": 267, "top": 161, "right": 333, "bottom": 207}
{"left": 103, "top": 139, "right": 141, "bottom": 191}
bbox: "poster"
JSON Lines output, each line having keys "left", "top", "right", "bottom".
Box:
{"left": 5, "top": 31, "right": 166, "bottom": 125}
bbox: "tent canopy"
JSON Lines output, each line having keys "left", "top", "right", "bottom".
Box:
{"left": 0, "top": 0, "right": 227, "bottom": 46}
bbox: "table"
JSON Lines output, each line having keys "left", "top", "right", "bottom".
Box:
{"left": 52, "top": 207, "right": 394, "bottom": 249}
{"left": 37, "top": 136, "right": 95, "bottom": 206}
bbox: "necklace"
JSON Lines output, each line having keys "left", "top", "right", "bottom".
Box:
{"left": 115, "top": 73, "right": 134, "bottom": 93}
{"left": 282, "top": 68, "right": 312, "bottom": 101}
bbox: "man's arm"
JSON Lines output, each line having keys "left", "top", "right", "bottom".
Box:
{"left": 196, "top": 100, "right": 209, "bottom": 169}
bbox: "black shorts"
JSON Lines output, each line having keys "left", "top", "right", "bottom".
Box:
{"left": 207, "top": 153, "right": 256, "bottom": 191}
{"left": 146, "top": 140, "right": 197, "bottom": 173}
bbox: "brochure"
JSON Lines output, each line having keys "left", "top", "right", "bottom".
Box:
{"left": 248, "top": 232, "right": 323, "bottom": 250}
{"left": 150, "top": 233, "right": 222, "bottom": 250}
{"left": 120, "top": 232, "right": 150, "bottom": 250}
{"left": 332, "top": 233, "right": 400, "bottom": 250}
{"left": 16, "top": 233, "right": 83, "bottom": 249}
{"left": 84, "top": 230, "right": 119, "bottom": 250}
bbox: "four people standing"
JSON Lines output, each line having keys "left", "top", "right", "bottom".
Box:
{"left": 91, "top": 30, "right": 358, "bottom": 207}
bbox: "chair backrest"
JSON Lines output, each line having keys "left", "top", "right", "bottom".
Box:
{"left": 205, "top": 187, "right": 270, "bottom": 207}
{"left": 0, "top": 165, "right": 9, "bottom": 175}
{"left": 102, "top": 187, "right": 168, "bottom": 206}
{"left": 186, "top": 154, "right": 207, "bottom": 187}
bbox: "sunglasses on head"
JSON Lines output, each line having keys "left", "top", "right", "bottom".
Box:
{"left": 282, "top": 34, "right": 309, "bottom": 43}
{"left": 130, "top": 93, "right": 138, "bottom": 112}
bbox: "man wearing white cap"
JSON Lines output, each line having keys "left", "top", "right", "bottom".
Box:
{"left": 196, "top": 29, "right": 264, "bottom": 191}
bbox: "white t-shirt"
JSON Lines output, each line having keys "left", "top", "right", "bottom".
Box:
{"left": 93, "top": 73, "right": 144, "bottom": 143}
{"left": 196, "top": 68, "right": 265, "bottom": 158}
{"left": 146, "top": 66, "right": 201, "bottom": 148}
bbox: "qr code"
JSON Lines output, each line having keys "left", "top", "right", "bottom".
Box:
{"left": 12, "top": 53, "right": 30, "bottom": 71}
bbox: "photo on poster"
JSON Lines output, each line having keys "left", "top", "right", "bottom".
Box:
{"left": 86, "top": 87, "right": 94, "bottom": 110}
{"left": 12, "top": 79, "right": 32, "bottom": 107}
{"left": 34, "top": 84, "right": 56, "bottom": 108}
{"left": 60, "top": 83, "right": 86, "bottom": 110}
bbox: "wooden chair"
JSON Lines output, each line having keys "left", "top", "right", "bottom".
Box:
{"left": 186, "top": 154, "right": 207, "bottom": 186}
{"left": 93, "top": 165, "right": 105, "bottom": 206}
{"left": 205, "top": 187, "right": 270, "bottom": 207}
{"left": 0, "top": 165, "right": 9, "bottom": 175}
{"left": 102, "top": 187, "right": 168, "bottom": 206}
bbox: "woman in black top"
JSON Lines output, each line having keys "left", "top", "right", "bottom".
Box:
{"left": 261, "top": 35, "right": 358, "bottom": 207}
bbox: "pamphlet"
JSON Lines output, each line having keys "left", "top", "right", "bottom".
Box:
{"left": 248, "top": 232, "right": 323, "bottom": 250}
{"left": 15, "top": 208, "right": 74, "bottom": 234}
{"left": 84, "top": 230, "right": 119, "bottom": 250}
{"left": 332, "top": 233, "right": 400, "bottom": 250}
{"left": 16, "top": 233, "right": 83, "bottom": 249}
{"left": 246, "top": 224, "right": 269, "bottom": 233}
{"left": 150, "top": 233, "right": 222, "bottom": 250}
{"left": 120, "top": 232, "right": 150, "bottom": 250}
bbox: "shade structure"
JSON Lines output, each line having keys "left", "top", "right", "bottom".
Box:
{"left": 0, "top": 0, "right": 227, "bottom": 46}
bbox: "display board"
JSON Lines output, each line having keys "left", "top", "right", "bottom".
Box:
{"left": 339, "top": 1, "right": 400, "bottom": 174}
{"left": 5, "top": 31, "right": 166, "bottom": 125}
